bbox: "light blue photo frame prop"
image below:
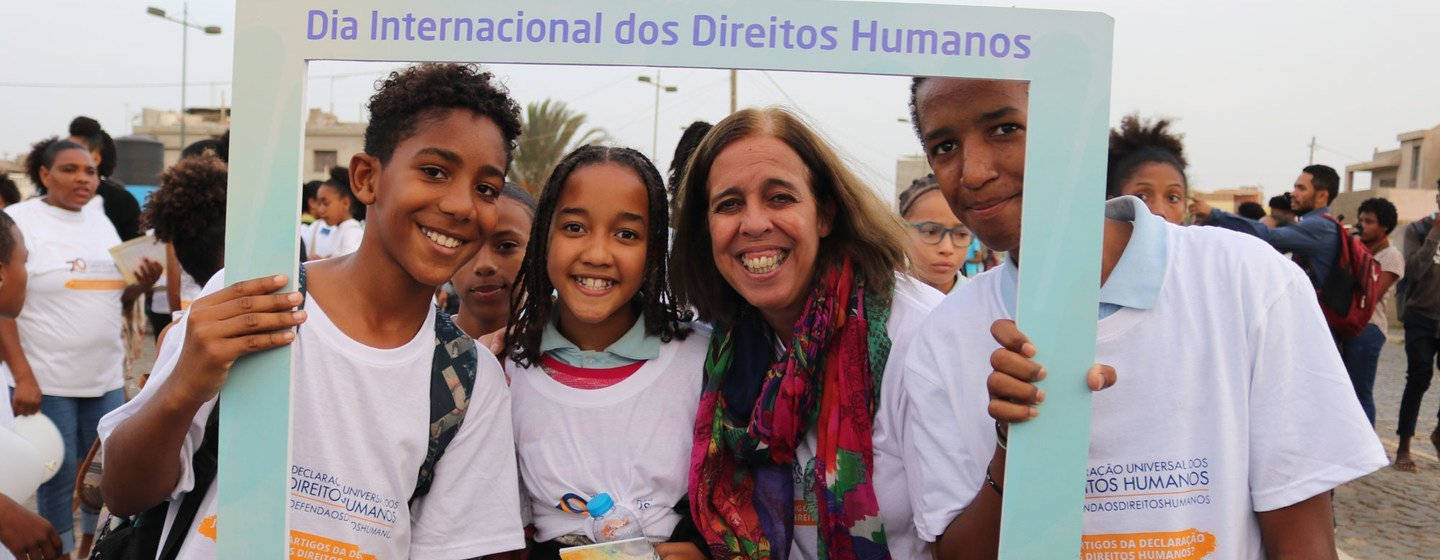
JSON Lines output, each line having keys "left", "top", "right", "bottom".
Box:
{"left": 227, "top": 1, "right": 1111, "bottom": 557}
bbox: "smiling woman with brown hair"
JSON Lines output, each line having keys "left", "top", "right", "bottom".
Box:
{"left": 670, "top": 107, "right": 943, "bottom": 560}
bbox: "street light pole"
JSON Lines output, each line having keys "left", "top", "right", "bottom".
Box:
{"left": 181, "top": 2, "right": 188, "bottom": 149}
{"left": 637, "top": 70, "right": 679, "bottom": 161}
{"left": 147, "top": 3, "right": 222, "bottom": 157}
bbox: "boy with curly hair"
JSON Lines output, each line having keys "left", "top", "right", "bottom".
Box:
{"left": 98, "top": 63, "right": 526, "bottom": 559}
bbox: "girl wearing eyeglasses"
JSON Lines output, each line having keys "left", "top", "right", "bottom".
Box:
{"left": 898, "top": 174, "right": 971, "bottom": 294}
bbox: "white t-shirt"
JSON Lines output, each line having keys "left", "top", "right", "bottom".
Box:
{"left": 98, "top": 271, "right": 525, "bottom": 560}
{"left": 152, "top": 270, "right": 204, "bottom": 316}
{"left": 904, "top": 223, "right": 1387, "bottom": 559}
{"left": 1, "top": 198, "right": 125, "bottom": 397}
{"left": 1371, "top": 244, "right": 1403, "bottom": 330}
{"left": 309, "top": 219, "right": 364, "bottom": 260}
{"left": 508, "top": 330, "right": 709, "bottom": 542}
{"left": 790, "top": 274, "right": 943, "bottom": 560}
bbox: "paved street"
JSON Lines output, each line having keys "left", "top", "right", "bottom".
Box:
{"left": 1335, "top": 329, "right": 1440, "bottom": 560}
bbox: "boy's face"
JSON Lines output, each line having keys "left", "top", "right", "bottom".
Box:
{"left": 1357, "top": 211, "right": 1387, "bottom": 244}
{"left": 358, "top": 108, "right": 507, "bottom": 288}
{"left": 914, "top": 78, "right": 1029, "bottom": 253}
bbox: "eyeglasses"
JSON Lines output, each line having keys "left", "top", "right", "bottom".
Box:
{"left": 909, "top": 221, "right": 972, "bottom": 247}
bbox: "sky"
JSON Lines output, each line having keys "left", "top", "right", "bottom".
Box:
{"left": 2, "top": 0, "right": 1438, "bottom": 199}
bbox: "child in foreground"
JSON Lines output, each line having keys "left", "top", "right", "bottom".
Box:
{"left": 504, "top": 146, "right": 708, "bottom": 560}
{"left": 98, "top": 63, "right": 528, "bottom": 559}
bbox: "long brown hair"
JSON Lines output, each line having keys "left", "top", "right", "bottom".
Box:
{"left": 670, "top": 107, "right": 907, "bottom": 327}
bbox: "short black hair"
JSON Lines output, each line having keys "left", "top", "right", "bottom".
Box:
{"left": 506, "top": 145, "right": 690, "bottom": 368}
{"left": 143, "top": 156, "right": 227, "bottom": 285}
{"left": 320, "top": 166, "right": 364, "bottom": 221}
{"left": 908, "top": 77, "right": 928, "bottom": 140}
{"left": 0, "top": 175, "right": 20, "bottom": 206}
{"left": 1236, "top": 201, "right": 1267, "bottom": 220}
{"left": 1303, "top": 164, "right": 1340, "bottom": 203}
{"left": 1269, "top": 193, "right": 1292, "bottom": 212}
{"left": 1107, "top": 114, "right": 1187, "bottom": 198}
{"left": 668, "top": 121, "right": 712, "bottom": 211}
{"left": 302, "top": 180, "right": 322, "bottom": 204}
{"left": 181, "top": 138, "right": 222, "bottom": 160}
{"left": 25, "top": 137, "right": 90, "bottom": 194}
{"left": 364, "top": 63, "right": 523, "bottom": 169}
{"left": 215, "top": 129, "right": 230, "bottom": 163}
{"left": 68, "top": 116, "right": 116, "bottom": 177}
{"left": 1358, "top": 197, "right": 1398, "bottom": 235}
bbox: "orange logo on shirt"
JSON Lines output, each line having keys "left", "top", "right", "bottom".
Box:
{"left": 64, "top": 279, "right": 127, "bottom": 290}
{"left": 1081, "top": 529, "right": 1216, "bottom": 559}
{"left": 196, "top": 515, "right": 217, "bottom": 541}
{"left": 289, "top": 530, "right": 378, "bottom": 560}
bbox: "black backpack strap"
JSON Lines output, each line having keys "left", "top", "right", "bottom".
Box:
{"left": 410, "top": 308, "right": 479, "bottom": 505}
{"left": 157, "top": 405, "right": 220, "bottom": 560}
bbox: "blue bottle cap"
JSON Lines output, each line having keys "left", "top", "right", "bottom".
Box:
{"left": 587, "top": 493, "right": 614, "bottom": 518}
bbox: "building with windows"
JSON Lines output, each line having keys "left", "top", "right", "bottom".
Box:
{"left": 131, "top": 106, "right": 366, "bottom": 182}
{"left": 1336, "top": 123, "right": 1440, "bottom": 225}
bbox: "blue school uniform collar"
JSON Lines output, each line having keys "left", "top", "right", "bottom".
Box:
{"left": 999, "top": 195, "right": 1169, "bottom": 319}
{"left": 539, "top": 312, "right": 661, "bottom": 367}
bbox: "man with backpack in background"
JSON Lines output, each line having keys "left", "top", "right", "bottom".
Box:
{"left": 1393, "top": 179, "right": 1440, "bottom": 473}
{"left": 1191, "top": 164, "right": 1343, "bottom": 292}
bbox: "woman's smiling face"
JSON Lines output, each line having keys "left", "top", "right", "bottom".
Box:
{"left": 706, "top": 134, "right": 831, "bottom": 329}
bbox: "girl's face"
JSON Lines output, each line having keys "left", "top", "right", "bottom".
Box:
{"left": 547, "top": 163, "right": 649, "bottom": 342}
{"left": 315, "top": 183, "right": 354, "bottom": 225}
{"left": 0, "top": 225, "right": 29, "bottom": 318}
{"left": 706, "top": 134, "right": 831, "bottom": 328}
{"left": 904, "top": 189, "right": 969, "bottom": 293}
{"left": 453, "top": 196, "right": 532, "bottom": 334}
{"left": 1121, "top": 161, "right": 1187, "bottom": 225}
{"left": 40, "top": 148, "right": 99, "bottom": 211}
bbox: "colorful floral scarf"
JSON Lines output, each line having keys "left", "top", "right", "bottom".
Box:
{"left": 689, "top": 257, "right": 892, "bottom": 560}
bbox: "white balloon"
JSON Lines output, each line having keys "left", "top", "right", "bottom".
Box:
{"left": 0, "top": 426, "right": 47, "bottom": 501}
{"left": 12, "top": 414, "right": 64, "bottom": 479}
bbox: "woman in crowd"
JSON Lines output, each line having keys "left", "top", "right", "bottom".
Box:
{"left": 898, "top": 174, "right": 971, "bottom": 294}
{"left": 4, "top": 138, "right": 160, "bottom": 559}
{"left": 67, "top": 116, "right": 142, "bottom": 241}
{"left": 670, "top": 107, "right": 944, "bottom": 560}
{"left": 1107, "top": 114, "right": 1188, "bottom": 225}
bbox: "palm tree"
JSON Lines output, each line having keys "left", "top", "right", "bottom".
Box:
{"left": 509, "top": 99, "right": 608, "bottom": 193}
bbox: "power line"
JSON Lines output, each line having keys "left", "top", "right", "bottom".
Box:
{"left": 0, "top": 70, "right": 385, "bottom": 90}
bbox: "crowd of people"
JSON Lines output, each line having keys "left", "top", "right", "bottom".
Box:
{"left": 0, "top": 62, "right": 1424, "bottom": 560}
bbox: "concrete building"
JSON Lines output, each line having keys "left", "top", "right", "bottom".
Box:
{"left": 131, "top": 106, "right": 366, "bottom": 182}
{"left": 1336, "top": 123, "right": 1440, "bottom": 225}
{"left": 1192, "top": 186, "right": 1264, "bottom": 215}
{"left": 895, "top": 155, "right": 930, "bottom": 207}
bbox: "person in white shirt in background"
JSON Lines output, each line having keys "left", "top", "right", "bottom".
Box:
{"left": 1344, "top": 197, "right": 1404, "bottom": 425}
{"left": 3, "top": 138, "right": 161, "bottom": 559}
{"left": 897, "top": 174, "right": 971, "bottom": 294}
{"left": 306, "top": 166, "right": 364, "bottom": 261}
{"left": 0, "top": 209, "right": 64, "bottom": 560}
{"left": 902, "top": 76, "right": 1384, "bottom": 560}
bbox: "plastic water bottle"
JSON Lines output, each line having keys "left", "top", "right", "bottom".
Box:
{"left": 585, "top": 493, "right": 645, "bottom": 543}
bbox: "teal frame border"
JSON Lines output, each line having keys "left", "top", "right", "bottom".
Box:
{"left": 226, "top": 1, "right": 1111, "bottom": 557}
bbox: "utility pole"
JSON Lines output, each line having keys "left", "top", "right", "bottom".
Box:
{"left": 729, "top": 69, "right": 737, "bottom": 113}
{"left": 1308, "top": 136, "right": 1316, "bottom": 165}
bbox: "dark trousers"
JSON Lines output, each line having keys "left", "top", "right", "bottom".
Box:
{"left": 1399, "top": 311, "right": 1440, "bottom": 437}
{"left": 1342, "top": 323, "right": 1386, "bottom": 424}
